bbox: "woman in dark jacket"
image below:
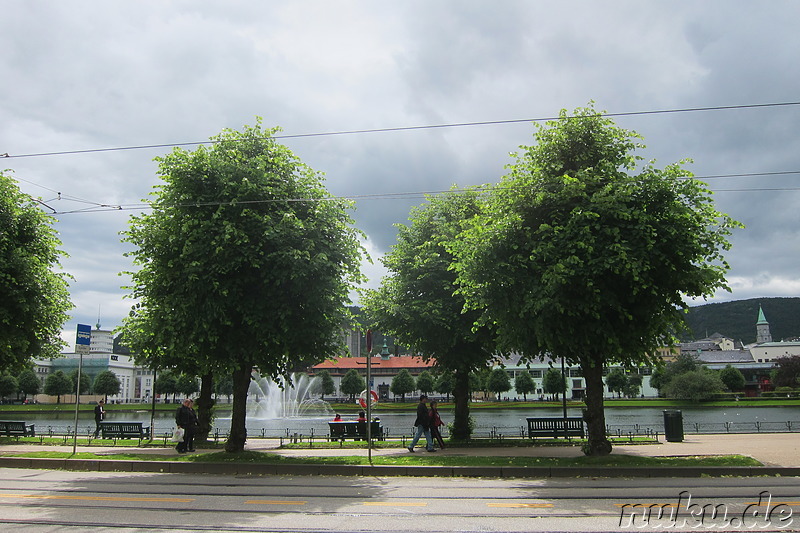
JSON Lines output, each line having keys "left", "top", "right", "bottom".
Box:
{"left": 429, "top": 400, "right": 445, "bottom": 449}
{"left": 175, "top": 398, "right": 199, "bottom": 453}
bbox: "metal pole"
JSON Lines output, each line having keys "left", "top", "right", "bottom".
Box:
{"left": 366, "top": 343, "right": 372, "bottom": 464}
{"left": 71, "top": 351, "right": 83, "bottom": 455}
{"left": 561, "top": 356, "right": 568, "bottom": 439}
{"left": 150, "top": 368, "right": 157, "bottom": 441}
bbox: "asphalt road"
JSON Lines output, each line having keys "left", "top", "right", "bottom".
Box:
{"left": 0, "top": 468, "right": 798, "bottom": 532}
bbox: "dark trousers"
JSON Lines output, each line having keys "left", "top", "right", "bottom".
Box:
{"left": 176, "top": 427, "right": 196, "bottom": 452}
{"left": 94, "top": 421, "right": 101, "bottom": 438}
{"left": 431, "top": 426, "right": 445, "bottom": 448}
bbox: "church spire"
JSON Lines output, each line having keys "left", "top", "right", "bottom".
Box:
{"left": 756, "top": 305, "right": 772, "bottom": 344}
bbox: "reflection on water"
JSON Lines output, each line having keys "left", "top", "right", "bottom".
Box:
{"left": 3, "top": 405, "right": 800, "bottom": 438}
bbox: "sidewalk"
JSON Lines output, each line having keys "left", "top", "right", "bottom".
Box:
{"left": 0, "top": 433, "right": 798, "bottom": 477}
{"left": 253, "top": 433, "right": 800, "bottom": 467}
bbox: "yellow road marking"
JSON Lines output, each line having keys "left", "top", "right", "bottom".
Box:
{"left": 0, "top": 493, "right": 194, "bottom": 503}
{"left": 488, "top": 503, "right": 553, "bottom": 508}
{"left": 245, "top": 500, "right": 306, "bottom": 505}
{"left": 363, "top": 502, "right": 427, "bottom": 507}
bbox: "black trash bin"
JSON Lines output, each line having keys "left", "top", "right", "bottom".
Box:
{"left": 663, "top": 409, "right": 684, "bottom": 442}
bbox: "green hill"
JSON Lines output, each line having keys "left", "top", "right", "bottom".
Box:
{"left": 684, "top": 297, "right": 800, "bottom": 344}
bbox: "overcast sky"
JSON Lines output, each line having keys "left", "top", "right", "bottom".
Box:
{"left": 2, "top": 1, "right": 799, "bottom": 346}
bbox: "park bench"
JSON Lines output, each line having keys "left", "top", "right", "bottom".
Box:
{"left": 0, "top": 421, "right": 35, "bottom": 437}
{"left": 328, "top": 421, "right": 384, "bottom": 441}
{"left": 526, "top": 417, "right": 585, "bottom": 439}
{"left": 99, "top": 422, "right": 150, "bottom": 441}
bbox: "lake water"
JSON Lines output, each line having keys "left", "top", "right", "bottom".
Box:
{"left": 4, "top": 405, "right": 799, "bottom": 439}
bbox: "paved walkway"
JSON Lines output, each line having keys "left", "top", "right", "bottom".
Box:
{"left": 1, "top": 433, "right": 797, "bottom": 467}
{"left": 245, "top": 433, "right": 799, "bottom": 467}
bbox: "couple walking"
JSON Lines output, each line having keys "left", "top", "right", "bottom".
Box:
{"left": 407, "top": 394, "right": 445, "bottom": 452}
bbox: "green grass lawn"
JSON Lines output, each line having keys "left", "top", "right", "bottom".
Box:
{"left": 0, "top": 449, "right": 761, "bottom": 468}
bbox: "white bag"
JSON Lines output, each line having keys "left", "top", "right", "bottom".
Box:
{"left": 171, "top": 427, "right": 185, "bottom": 443}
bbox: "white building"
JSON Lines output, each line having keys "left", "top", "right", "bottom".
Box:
{"left": 32, "top": 327, "right": 138, "bottom": 403}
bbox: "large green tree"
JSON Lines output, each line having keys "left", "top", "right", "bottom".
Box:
{"left": 771, "top": 356, "right": 800, "bottom": 388}
{"left": 663, "top": 369, "right": 725, "bottom": 401}
{"left": 605, "top": 368, "right": 628, "bottom": 398}
{"left": 451, "top": 106, "right": 740, "bottom": 455}
{"left": 513, "top": 371, "right": 536, "bottom": 400}
{"left": 121, "top": 120, "right": 364, "bottom": 452}
{"left": 363, "top": 188, "right": 497, "bottom": 439}
{"left": 390, "top": 369, "right": 416, "bottom": 401}
{"left": 92, "top": 370, "right": 121, "bottom": 400}
{"left": 340, "top": 369, "right": 366, "bottom": 401}
{"left": 44, "top": 370, "right": 72, "bottom": 404}
{"left": 542, "top": 367, "right": 566, "bottom": 400}
{"left": 154, "top": 370, "right": 179, "bottom": 402}
{"left": 313, "top": 369, "right": 336, "bottom": 400}
{"left": 68, "top": 369, "right": 91, "bottom": 395}
{"left": 0, "top": 171, "right": 73, "bottom": 370}
{"left": 719, "top": 365, "right": 746, "bottom": 392}
{"left": 434, "top": 371, "right": 454, "bottom": 400}
{"left": 416, "top": 370, "right": 435, "bottom": 396}
{"left": 16, "top": 369, "right": 40, "bottom": 399}
{"left": 0, "top": 373, "right": 18, "bottom": 399}
{"left": 486, "top": 368, "right": 511, "bottom": 399}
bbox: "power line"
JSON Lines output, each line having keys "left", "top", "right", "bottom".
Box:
{"left": 4, "top": 101, "right": 800, "bottom": 160}
{"left": 45, "top": 172, "right": 800, "bottom": 216}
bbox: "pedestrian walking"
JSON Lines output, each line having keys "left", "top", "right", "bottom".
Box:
{"left": 407, "top": 394, "right": 436, "bottom": 452}
{"left": 93, "top": 399, "right": 105, "bottom": 438}
{"left": 429, "top": 399, "right": 445, "bottom": 449}
{"left": 175, "top": 398, "right": 199, "bottom": 453}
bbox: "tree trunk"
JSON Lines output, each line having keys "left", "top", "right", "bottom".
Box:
{"left": 195, "top": 372, "right": 215, "bottom": 444}
{"left": 581, "top": 358, "right": 612, "bottom": 456}
{"left": 225, "top": 365, "right": 250, "bottom": 453}
{"left": 451, "top": 368, "right": 471, "bottom": 440}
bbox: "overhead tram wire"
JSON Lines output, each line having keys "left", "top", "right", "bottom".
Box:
{"left": 43, "top": 172, "right": 800, "bottom": 216}
{"left": 3, "top": 101, "right": 800, "bottom": 160}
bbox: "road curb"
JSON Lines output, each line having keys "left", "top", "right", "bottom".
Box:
{"left": 1, "top": 456, "right": 798, "bottom": 478}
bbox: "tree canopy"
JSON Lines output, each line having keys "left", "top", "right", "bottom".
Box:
{"left": 340, "top": 369, "right": 365, "bottom": 401}
{"left": 0, "top": 374, "right": 18, "bottom": 398}
{"left": 363, "top": 187, "right": 497, "bottom": 438}
{"left": 542, "top": 367, "right": 566, "bottom": 400}
{"left": 314, "top": 369, "right": 336, "bottom": 400}
{"left": 513, "top": 371, "right": 535, "bottom": 400}
{"left": 450, "top": 105, "right": 740, "bottom": 455}
{"left": 92, "top": 370, "right": 121, "bottom": 399}
{"left": 0, "top": 171, "right": 72, "bottom": 370}
{"left": 17, "top": 369, "right": 40, "bottom": 398}
{"left": 44, "top": 370, "right": 72, "bottom": 403}
{"left": 121, "top": 120, "right": 364, "bottom": 452}
{"left": 390, "top": 369, "right": 416, "bottom": 401}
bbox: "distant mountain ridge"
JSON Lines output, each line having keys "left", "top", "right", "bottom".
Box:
{"left": 683, "top": 297, "right": 800, "bottom": 344}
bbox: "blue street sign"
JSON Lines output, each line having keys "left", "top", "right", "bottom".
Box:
{"left": 76, "top": 324, "right": 91, "bottom": 346}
